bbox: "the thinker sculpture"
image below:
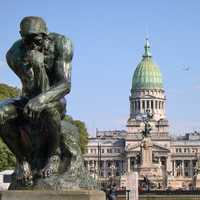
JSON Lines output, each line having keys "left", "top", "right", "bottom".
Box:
{"left": 0, "top": 16, "right": 95, "bottom": 190}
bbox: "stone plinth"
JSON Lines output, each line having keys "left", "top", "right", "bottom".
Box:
{"left": 141, "top": 137, "right": 153, "bottom": 168}
{"left": 139, "top": 136, "right": 163, "bottom": 179}
{"left": 127, "top": 172, "right": 139, "bottom": 200}
{"left": 193, "top": 174, "right": 200, "bottom": 189}
{"left": 0, "top": 190, "right": 105, "bottom": 200}
{"left": 120, "top": 172, "right": 138, "bottom": 200}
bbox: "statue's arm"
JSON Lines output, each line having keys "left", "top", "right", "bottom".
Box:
{"left": 6, "top": 41, "right": 24, "bottom": 82}
{"left": 36, "top": 36, "right": 73, "bottom": 104}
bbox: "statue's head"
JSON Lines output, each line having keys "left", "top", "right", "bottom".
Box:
{"left": 20, "top": 16, "right": 48, "bottom": 50}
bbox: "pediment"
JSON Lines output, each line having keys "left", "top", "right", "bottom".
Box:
{"left": 126, "top": 144, "right": 140, "bottom": 152}
{"left": 126, "top": 143, "right": 170, "bottom": 152}
{"left": 152, "top": 144, "right": 170, "bottom": 152}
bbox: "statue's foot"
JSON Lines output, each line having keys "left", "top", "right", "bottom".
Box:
{"left": 15, "top": 161, "right": 33, "bottom": 186}
{"left": 40, "top": 155, "right": 60, "bottom": 178}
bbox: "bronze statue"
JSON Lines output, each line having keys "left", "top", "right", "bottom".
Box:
{"left": 0, "top": 16, "right": 95, "bottom": 189}
{"left": 141, "top": 109, "right": 153, "bottom": 138}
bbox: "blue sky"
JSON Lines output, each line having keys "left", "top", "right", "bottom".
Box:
{"left": 0, "top": 0, "right": 200, "bottom": 135}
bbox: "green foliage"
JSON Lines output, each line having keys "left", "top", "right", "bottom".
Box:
{"left": 0, "top": 84, "right": 88, "bottom": 171}
{"left": 0, "top": 139, "right": 16, "bottom": 170}
{"left": 0, "top": 83, "right": 20, "bottom": 100}
{"left": 64, "top": 115, "right": 89, "bottom": 154}
{"left": 0, "top": 83, "right": 19, "bottom": 171}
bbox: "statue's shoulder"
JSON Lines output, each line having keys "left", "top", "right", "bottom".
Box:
{"left": 49, "top": 32, "right": 72, "bottom": 44}
{"left": 6, "top": 40, "right": 23, "bottom": 66}
{"left": 48, "top": 32, "right": 73, "bottom": 56}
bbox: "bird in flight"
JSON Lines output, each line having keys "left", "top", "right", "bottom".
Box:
{"left": 183, "top": 66, "right": 190, "bottom": 71}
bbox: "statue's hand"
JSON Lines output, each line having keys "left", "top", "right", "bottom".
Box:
{"left": 24, "top": 97, "right": 46, "bottom": 120}
{"left": 26, "top": 50, "right": 44, "bottom": 68}
{"left": 0, "top": 109, "right": 6, "bottom": 125}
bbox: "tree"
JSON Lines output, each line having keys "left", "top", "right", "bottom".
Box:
{"left": 64, "top": 115, "right": 89, "bottom": 154}
{"left": 0, "top": 83, "right": 19, "bottom": 171}
{"left": 0, "top": 83, "right": 20, "bottom": 100}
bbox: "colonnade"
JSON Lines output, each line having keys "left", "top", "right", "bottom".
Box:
{"left": 172, "top": 160, "right": 196, "bottom": 177}
{"left": 131, "top": 99, "right": 164, "bottom": 113}
{"left": 84, "top": 159, "right": 125, "bottom": 177}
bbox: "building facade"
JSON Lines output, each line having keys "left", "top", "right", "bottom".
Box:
{"left": 83, "top": 39, "right": 200, "bottom": 189}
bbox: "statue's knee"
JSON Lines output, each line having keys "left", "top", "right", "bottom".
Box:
{"left": 0, "top": 104, "right": 17, "bottom": 125}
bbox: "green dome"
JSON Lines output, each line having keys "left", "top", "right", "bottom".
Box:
{"left": 132, "top": 39, "right": 163, "bottom": 91}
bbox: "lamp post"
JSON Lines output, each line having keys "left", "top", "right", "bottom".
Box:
{"left": 97, "top": 142, "right": 102, "bottom": 189}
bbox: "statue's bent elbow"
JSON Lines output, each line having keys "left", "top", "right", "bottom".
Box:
{"left": 0, "top": 100, "right": 18, "bottom": 125}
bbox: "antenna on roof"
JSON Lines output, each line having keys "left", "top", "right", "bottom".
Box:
{"left": 145, "top": 25, "right": 149, "bottom": 40}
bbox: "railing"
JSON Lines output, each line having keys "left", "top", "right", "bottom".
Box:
{"left": 139, "top": 190, "right": 200, "bottom": 195}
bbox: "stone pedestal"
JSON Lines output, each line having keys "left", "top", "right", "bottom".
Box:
{"left": 121, "top": 172, "right": 138, "bottom": 200}
{"left": 141, "top": 137, "right": 153, "bottom": 168}
{"left": 193, "top": 174, "right": 200, "bottom": 189}
{"left": 127, "top": 172, "right": 138, "bottom": 200}
{"left": 139, "top": 137, "right": 162, "bottom": 178}
{"left": 0, "top": 190, "right": 105, "bottom": 200}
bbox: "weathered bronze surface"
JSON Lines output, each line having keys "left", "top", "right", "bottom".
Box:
{"left": 0, "top": 16, "right": 95, "bottom": 190}
{"left": 142, "top": 110, "right": 153, "bottom": 138}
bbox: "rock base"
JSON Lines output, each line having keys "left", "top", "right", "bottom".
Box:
{"left": 0, "top": 190, "right": 105, "bottom": 200}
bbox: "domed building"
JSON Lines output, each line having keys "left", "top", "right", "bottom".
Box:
{"left": 126, "top": 39, "right": 171, "bottom": 187}
{"left": 127, "top": 38, "right": 169, "bottom": 133}
{"left": 83, "top": 39, "right": 200, "bottom": 190}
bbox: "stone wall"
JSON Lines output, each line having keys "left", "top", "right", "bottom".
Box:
{"left": 139, "top": 195, "right": 200, "bottom": 200}
{"left": 117, "top": 195, "right": 200, "bottom": 200}
{"left": 0, "top": 190, "right": 105, "bottom": 200}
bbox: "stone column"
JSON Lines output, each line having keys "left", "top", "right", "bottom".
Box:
{"left": 119, "top": 160, "right": 123, "bottom": 175}
{"left": 87, "top": 160, "right": 90, "bottom": 171}
{"left": 189, "top": 160, "right": 193, "bottom": 177}
{"left": 182, "top": 160, "right": 185, "bottom": 177}
{"left": 103, "top": 160, "right": 106, "bottom": 177}
{"left": 140, "top": 100, "right": 142, "bottom": 112}
{"left": 127, "top": 172, "right": 139, "bottom": 200}
{"left": 172, "top": 160, "right": 175, "bottom": 176}
{"left": 144, "top": 100, "right": 146, "bottom": 111}
{"left": 128, "top": 157, "right": 131, "bottom": 173}
{"left": 175, "top": 160, "right": 178, "bottom": 176}
{"left": 167, "top": 156, "right": 172, "bottom": 172}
